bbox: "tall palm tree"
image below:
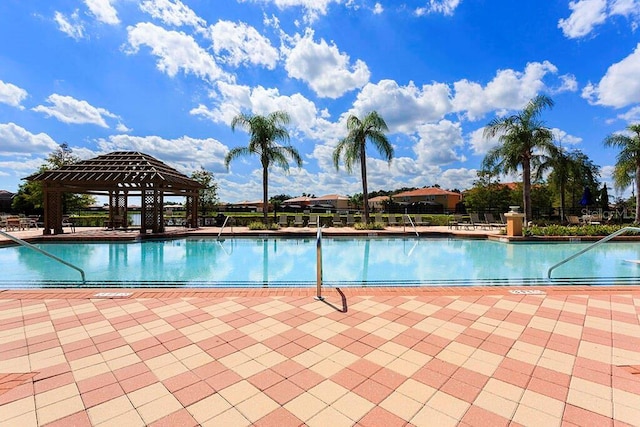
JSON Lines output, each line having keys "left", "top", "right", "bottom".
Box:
{"left": 604, "top": 123, "right": 640, "bottom": 222}
{"left": 225, "top": 111, "right": 302, "bottom": 221}
{"left": 536, "top": 147, "right": 599, "bottom": 223}
{"left": 333, "top": 111, "right": 393, "bottom": 224}
{"left": 483, "top": 94, "right": 555, "bottom": 223}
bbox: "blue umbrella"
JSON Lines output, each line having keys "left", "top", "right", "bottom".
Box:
{"left": 580, "top": 186, "right": 593, "bottom": 207}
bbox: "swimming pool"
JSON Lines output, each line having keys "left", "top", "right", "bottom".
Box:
{"left": 1, "top": 237, "right": 640, "bottom": 288}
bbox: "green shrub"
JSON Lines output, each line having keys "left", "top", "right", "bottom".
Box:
{"left": 248, "top": 221, "right": 267, "bottom": 230}
{"left": 526, "top": 224, "right": 628, "bottom": 237}
{"left": 354, "top": 222, "right": 386, "bottom": 230}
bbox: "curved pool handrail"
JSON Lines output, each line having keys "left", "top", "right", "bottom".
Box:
{"left": 217, "top": 215, "right": 232, "bottom": 240}
{"left": 547, "top": 226, "right": 640, "bottom": 280}
{"left": 0, "top": 230, "right": 86, "bottom": 283}
{"left": 404, "top": 214, "right": 419, "bottom": 236}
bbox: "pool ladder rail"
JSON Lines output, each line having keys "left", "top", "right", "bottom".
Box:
{"left": 0, "top": 229, "right": 86, "bottom": 284}
{"left": 547, "top": 226, "right": 640, "bottom": 280}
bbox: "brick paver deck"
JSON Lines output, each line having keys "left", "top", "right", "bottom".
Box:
{"left": 1, "top": 286, "right": 639, "bottom": 426}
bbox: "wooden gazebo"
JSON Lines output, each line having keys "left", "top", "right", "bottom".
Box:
{"left": 27, "top": 151, "right": 203, "bottom": 235}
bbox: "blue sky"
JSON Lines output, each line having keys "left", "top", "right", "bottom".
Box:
{"left": 1, "top": 0, "right": 639, "bottom": 203}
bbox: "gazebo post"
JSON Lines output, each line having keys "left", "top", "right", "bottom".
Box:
{"left": 42, "top": 183, "right": 63, "bottom": 235}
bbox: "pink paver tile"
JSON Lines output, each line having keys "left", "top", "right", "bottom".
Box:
{"left": 42, "top": 410, "right": 92, "bottom": 427}
{"left": 119, "top": 371, "right": 158, "bottom": 393}
{"left": 461, "top": 405, "right": 510, "bottom": 427}
{"left": 347, "top": 359, "right": 383, "bottom": 378}
{"left": 263, "top": 380, "right": 305, "bottom": 405}
{"left": 205, "top": 369, "right": 243, "bottom": 392}
{"left": 191, "top": 361, "right": 226, "bottom": 380}
{"left": 81, "top": 382, "right": 125, "bottom": 408}
{"left": 163, "top": 336, "right": 192, "bottom": 351}
{"left": 358, "top": 406, "right": 407, "bottom": 427}
{"left": 163, "top": 371, "right": 200, "bottom": 393}
{"left": 276, "top": 342, "right": 307, "bottom": 358}
{"left": 343, "top": 341, "right": 375, "bottom": 357}
{"left": 288, "top": 368, "right": 324, "bottom": 390}
{"left": 76, "top": 371, "right": 118, "bottom": 394}
{"left": 254, "top": 407, "right": 305, "bottom": 427}
{"left": 149, "top": 409, "right": 199, "bottom": 427}
{"left": 562, "top": 403, "right": 615, "bottom": 427}
{"left": 441, "top": 377, "right": 481, "bottom": 403}
{"left": 33, "top": 371, "right": 75, "bottom": 394}
{"left": 248, "top": 369, "right": 285, "bottom": 391}
{"left": 527, "top": 377, "right": 568, "bottom": 401}
{"left": 113, "top": 362, "right": 149, "bottom": 381}
{"left": 271, "top": 360, "right": 306, "bottom": 379}
{"left": 352, "top": 379, "right": 394, "bottom": 404}
{"left": 173, "top": 381, "right": 215, "bottom": 406}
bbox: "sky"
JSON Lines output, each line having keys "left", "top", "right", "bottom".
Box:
{"left": 1, "top": 0, "right": 640, "bottom": 204}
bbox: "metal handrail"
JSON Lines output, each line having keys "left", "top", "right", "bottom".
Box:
{"left": 217, "top": 215, "right": 232, "bottom": 241}
{"left": 547, "top": 226, "right": 640, "bottom": 279}
{"left": 404, "top": 214, "right": 419, "bottom": 236}
{"left": 0, "top": 230, "right": 86, "bottom": 283}
{"left": 315, "top": 225, "right": 324, "bottom": 301}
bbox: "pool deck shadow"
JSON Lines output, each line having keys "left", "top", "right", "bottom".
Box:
{"left": 2, "top": 227, "right": 640, "bottom": 425}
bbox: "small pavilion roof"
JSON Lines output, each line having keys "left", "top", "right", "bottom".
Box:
{"left": 26, "top": 151, "right": 202, "bottom": 193}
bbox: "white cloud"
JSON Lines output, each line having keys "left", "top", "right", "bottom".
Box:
{"left": 126, "top": 22, "right": 230, "bottom": 83}
{"left": 116, "top": 122, "right": 132, "bottom": 132}
{"left": 468, "top": 127, "right": 498, "bottom": 155}
{"left": 240, "top": 0, "right": 341, "bottom": 23}
{"left": 552, "top": 128, "right": 583, "bottom": 145}
{"left": 452, "top": 61, "right": 558, "bottom": 120}
{"left": 97, "top": 134, "right": 229, "bottom": 173}
{"left": 0, "top": 123, "right": 59, "bottom": 156}
{"left": 349, "top": 80, "right": 452, "bottom": 132}
{"left": 209, "top": 20, "right": 279, "bottom": 69}
{"left": 558, "top": 0, "right": 640, "bottom": 39}
{"left": 32, "top": 94, "right": 118, "bottom": 128}
{"left": 558, "top": 0, "right": 607, "bottom": 38}
{"left": 282, "top": 29, "right": 370, "bottom": 98}
{"left": 413, "top": 120, "right": 465, "bottom": 166}
{"left": 582, "top": 43, "right": 640, "bottom": 107}
{"left": 616, "top": 105, "right": 640, "bottom": 122}
{"left": 54, "top": 10, "right": 85, "bottom": 40}
{"left": 85, "top": 0, "right": 120, "bottom": 25}
{"left": 415, "top": 0, "right": 462, "bottom": 16}
{"left": 0, "top": 80, "right": 28, "bottom": 109}
{"left": 373, "top": 3, "right": 384, "bottom": 14}
{"left": 191, "top": 81, "right": 338, "bottom": 141}
{"left": 553, "top": 74, "right": 579, "bottom": 93}
{"left": 140, "top": 0, "right": 206, "bottom": 28}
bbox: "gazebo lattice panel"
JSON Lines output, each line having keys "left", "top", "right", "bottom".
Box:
{"left": 27, "top": 151, "right": 203, "bottom": 235}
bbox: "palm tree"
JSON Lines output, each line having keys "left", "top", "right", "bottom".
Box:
{"left": 603, "top": 123, "right": 640, "bottom": 222}
{"left": 483, "top": 95, "right": 555, "bottom": 223}
{"left": 225, "top": 111, "right": 302, "bottom": 221}
{"left": 537, "top": 147, "right": 599, "bottom": 223}
{"left": 333, "top": 111, "right": 393, "bottom": 224}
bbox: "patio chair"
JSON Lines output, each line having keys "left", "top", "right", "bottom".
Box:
{"left": 448, "top": 214, "right": 462, "bottom": 229}
{"left": 374, "top": 213, "right": 384, "bottom": 225}
{"left": 332, "top": 213, "right": 344, "bottom": 227}
{"left": 484, "top": 213, "right": 504, "bottom": 229}
{"left": 62, "top": 216, "right": 76, "bottom": 233}
{"left": 468, "top": 213, "right": 485, "bottom": 230}
{"left": 307, "top": 214, "right": 319, "bottom": 228}
{"left": 413, "top": 214, "right": 430, "bottom": 226}
{"left": 566, "top": 215, "right": 581, "bottom": 226}
{"left": 387, "top": 214, "right": 399, "bottom": 226}
{"left": 293, "top": 214, "right": 304, "bottom": 227}
{"left": 346, "top": 213, "right": 355, "bottom": 227}
{"left": 278, "top": 214, "right": 289, "bottom": 227}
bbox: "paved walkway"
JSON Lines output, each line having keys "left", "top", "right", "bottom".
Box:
{"left": 1, "top": 286, "right": 640, "bottom": 426}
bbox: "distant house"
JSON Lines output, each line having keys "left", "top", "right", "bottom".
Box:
{"left": 226, "top": 200, "right": 265, "bottom": 212}
{"left": 391, "top": 187, "right": 462, "bottom": 212}
{"left": 368, "top": 195, "right": 391, "bottom": 212}
{"left": 281, "top": 196, "right": 313, "bottom": 210}
{"left": 0, "top": 190, "right": 14, "bottom": 212}
{"left": 309, "top": 194, "right": 350, "bottom": 212}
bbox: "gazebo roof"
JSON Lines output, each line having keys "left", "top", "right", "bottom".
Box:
{"left": 27, "top": 151, "right": 203, "bottom": 193}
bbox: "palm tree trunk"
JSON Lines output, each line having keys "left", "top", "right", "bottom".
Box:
{"left": 522, "top": 157, "right": 532, "bottom": 224}
{"left": 635, "top": 163, "right": 640, "bottom": 223}
{"left": 262, "top": 165, "right": 269, "bottom": 222}
{"left": 360, "top": 144, "right": 370, "bottom": 224}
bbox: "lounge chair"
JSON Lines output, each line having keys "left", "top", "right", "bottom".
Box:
{"left": 468, "top": 213, "right": 486, "bottom": 230}
{"left": 566, "top": 215, "right": 581, "bottom": 226}
{"left": 62, "top": 216, "right": 76, "bottom": 233}
{"left": 387, "top": 215, "right": 399, "bottom": 226}
{"left": 308, "top": 214, "right": 319, "bottom": 228}
{"left": 278, "top": 214, "right": 289, "bottom": 227}
{"left": 484, "top": 213, "right": 504, "bottom": 229}
{"left": 413, "top": 214, "right": 430, "bottom": 226}
{"left": 332, "top": 213, "right": 343, "bottom": 227}
{"left": 448, "top": 214, "right": 462, "bottom": 229}
{"left": 346, "top": 213, "right": 355, "bottom": 227}
{"left": 374, "top": 213, "right": 384, "bottom": 225}
{"left": 294, "top": 214, "right": 304, "bottom": 227}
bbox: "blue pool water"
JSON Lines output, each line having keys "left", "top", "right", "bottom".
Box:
{"left": 1, "top": 237, "right": 640, "bottom": 288}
